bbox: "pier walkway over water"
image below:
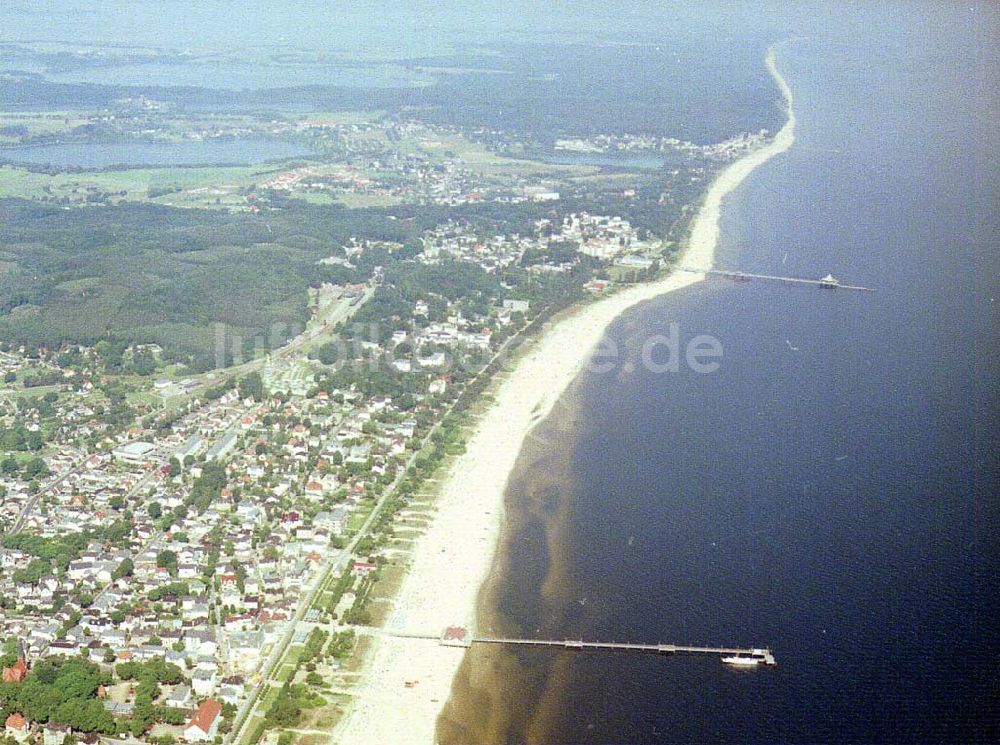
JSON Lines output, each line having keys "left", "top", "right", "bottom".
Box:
{"left": 680, "top": 267, "right": 876, "bottom": 292}
{"left": 474, "top": 637, "right": 777, "bottom": 665}
{"left": 347, "top": 625, "right": 777, "bottom": 666}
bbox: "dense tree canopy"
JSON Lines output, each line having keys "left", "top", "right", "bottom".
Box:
{"left": 0, "top": 656, "right": 114, "bottom": 734}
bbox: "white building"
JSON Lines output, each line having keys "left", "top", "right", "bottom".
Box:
{"left": 184, "top": 700, "right": 222, "bottom": 742}
{"left": 112, "top": 441, "right": 156, "bottom": 464}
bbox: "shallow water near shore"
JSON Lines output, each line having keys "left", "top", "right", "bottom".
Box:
{"left": 438, "top": 11, "right": 998, "bottom": 745}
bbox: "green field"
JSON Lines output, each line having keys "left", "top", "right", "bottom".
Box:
{"left": 0, "top": 162, "right": 296, "bottom": 208}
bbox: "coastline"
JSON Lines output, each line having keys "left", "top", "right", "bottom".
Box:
{"left": 335, "top": 46, "right": 795, "bottom": 745}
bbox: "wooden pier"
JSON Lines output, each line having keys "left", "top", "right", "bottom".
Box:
{"left": 355, "top": 626, "right": 776, "bottom": 666}
{"left": 681, "top": 267, "right": 875, "bottom": 292}
{"left": 473, "top": 637, "right": 776, "bottom": 665}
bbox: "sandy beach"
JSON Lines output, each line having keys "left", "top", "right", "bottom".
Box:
{"left": 335, "top": 47, "right": 795, "bottom": 745}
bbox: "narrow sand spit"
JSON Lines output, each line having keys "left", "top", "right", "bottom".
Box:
{"left": 336, "top": 46, "right": 795, "bottom": 745}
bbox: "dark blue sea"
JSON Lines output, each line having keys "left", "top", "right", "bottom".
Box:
{"left": 440, "top": 7, "right": 999, "bottom": 744}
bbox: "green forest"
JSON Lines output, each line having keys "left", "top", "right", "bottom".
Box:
{"left": 0, "top": 189, "right": 680, "bottom": 370}
{"left": 0, "top": 198, "right": 425, "bottom": 368}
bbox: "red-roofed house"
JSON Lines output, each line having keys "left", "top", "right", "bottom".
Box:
{"left": 184, "top": 699, "right": 222, "bottom": 742}
{"left": 440, "top": 627, "right": 471, "bottom": 648}
{"left": 5, "top": 713, "right": 29, "bottom": 742}
{"left": 2, "top": 658, "right": 29, "bottom": 683}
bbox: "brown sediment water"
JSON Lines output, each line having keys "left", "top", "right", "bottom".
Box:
{"left": 435, "top": 388, "right": 590, "bottom": 744}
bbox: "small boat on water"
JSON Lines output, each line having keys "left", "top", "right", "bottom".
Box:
{"left": 722, "top": 648, "right": 777, "bottom": 666}
{"left": 722, "top": 655, "right": 762, "bottom": 666}
{"left": 818, "top": 273, "right": 840, "bottom": 289}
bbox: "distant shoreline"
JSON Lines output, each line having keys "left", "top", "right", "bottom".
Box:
{"left": 335, "top": 45, "right": 796, "bottom": 745}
